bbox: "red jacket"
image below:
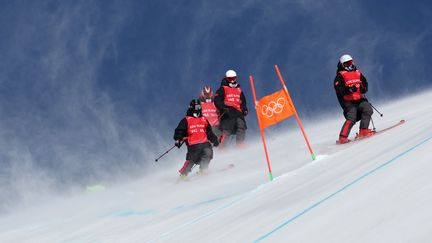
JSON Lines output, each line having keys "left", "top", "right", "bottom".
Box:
{"left": 173, "top": 113, "right": 218, "bottom": 146}
{"left": 201, "top": 101, "right": 220, "bottom": 126}
{"left": 185, "top": 116, "right": 209, "bottom": 145}
{"left": 222, "top": 86, "right": 243, "bottom": 112}
{"left": 214, "top": 78, "right": 248, "bottom": 118}
{"left": 339, "top": 70, "right": 363, "bottom": 101}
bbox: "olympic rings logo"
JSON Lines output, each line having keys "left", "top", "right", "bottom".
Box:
{"left": 261, "top": 98, "right": 286, "bottom": 117}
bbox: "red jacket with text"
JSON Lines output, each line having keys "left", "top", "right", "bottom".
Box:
{"left": 174, "top": 112, "right": 218, "bottom": 146}
{"left": 201, "top": 101, "right": 220, "bottom": 127}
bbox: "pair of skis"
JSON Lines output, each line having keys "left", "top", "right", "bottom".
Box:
{"left": 176, "top": 163, "right": 235, "bottom": 183}
{"left": 336, "top": 119, "right": 406, "bottom": 145}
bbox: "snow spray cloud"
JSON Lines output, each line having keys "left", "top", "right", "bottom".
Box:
{"left": 0, "top": 1, "right": 169, "bottom": 214}
{"left": 1, "top": 0, "right": 431, "bottom": 214}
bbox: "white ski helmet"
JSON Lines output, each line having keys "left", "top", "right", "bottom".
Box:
{"left": 339, "top": 54, "right": 353, "bottom": 64}
{"left": 340, "top": 54, "right": 355, "bottom": 71}
{"left": 225, "top": 70, "right": 237, "bottom": 78}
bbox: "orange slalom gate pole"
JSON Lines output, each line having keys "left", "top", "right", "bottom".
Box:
{"left": 274, "top": 65, "right": 316, "bottom": 160}
{"left": 249, "top": 75, "right": 274, "bottom": 181}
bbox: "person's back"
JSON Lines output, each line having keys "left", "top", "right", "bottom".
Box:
{"left": 214, "top": 70, "right": 248, "bottom": 148}
{"left": 174, "top": 99, "right": 219, "bottom": 180}
{"left": 200, "top": 85, "right": 222, "bottom": 139}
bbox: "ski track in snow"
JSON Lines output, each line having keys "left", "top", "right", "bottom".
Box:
{"left": 1, "top": 89, "right": 432, "bottom": 243}
{"left": 254, "top": 134, "right": 432, "bottom": 242}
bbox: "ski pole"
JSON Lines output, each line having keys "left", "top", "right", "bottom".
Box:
{"left": 154, "top": 145, "right": 176, "bottom": 162}
{"left": 218, "top": 111, "right": 225, "bottom": 120}
{"left": 370, "top": 103, "right": 383, "bottom": 117}
{"left": 364, "top": 95, "right": 383, "bottom": 117}
{"left": 370, "top": 116, "right": 376, "bottom": 131}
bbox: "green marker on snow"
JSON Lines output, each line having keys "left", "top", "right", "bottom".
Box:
{"left": 86, "top": 184, "right": 105, "bottom": 192}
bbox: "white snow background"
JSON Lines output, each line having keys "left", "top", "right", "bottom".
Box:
{"left": 1, "top": 89, "right": 431, "bottom": 243}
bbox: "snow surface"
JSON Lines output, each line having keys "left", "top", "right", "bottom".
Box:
{"left": 1, "top": 90, "right": 432, "bottom": 243}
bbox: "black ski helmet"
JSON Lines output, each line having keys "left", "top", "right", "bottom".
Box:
{"left": 188, "top": 99, "right": 202, "bottom": 117}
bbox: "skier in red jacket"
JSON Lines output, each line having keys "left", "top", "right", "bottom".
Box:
{"left": 174, "top": 99, "right": 219, "bottom": 180}
{"left": 199, "top": 85, "right": 222, "bottom": 140}
{"left": 214, "top": 70, "right": 248, "bottom": 148}
{"left": 334, "top": 54, "right": 375, "bottom": 144}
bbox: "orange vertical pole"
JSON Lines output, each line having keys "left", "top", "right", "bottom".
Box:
{"left": 274, "top": 65, "right": 316, "bottom": 160}
{"left": 249, "top": 75, "right": 274, "bottom": 181}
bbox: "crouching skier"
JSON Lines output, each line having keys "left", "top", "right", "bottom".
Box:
{"left": 174, "top": 99, "right": 219, "bottom": 181}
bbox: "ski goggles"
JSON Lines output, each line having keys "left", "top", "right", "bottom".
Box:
{"left": 342, "top": 60, "right": 353, "bottom": 67}
{"left": 193, "top": 104, "right": 202, "bottom": 110}
{"left": 227, "top": 76, "right": 237, "bottom": 82}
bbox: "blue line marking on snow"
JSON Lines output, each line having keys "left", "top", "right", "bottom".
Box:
{"left": 254, "top": 135, "right": 432, "bottom": 242}
{"left": 149, "top": 188, "right": 267, "bottom": 243}
{"left": 170, "top": 196, "right": 228, "bottom": 211}
{"left": 110, "top": 209, "right": 155, "bottom": 217}
{"left": 102, "top": 196, "right": 230, "bottom": 218}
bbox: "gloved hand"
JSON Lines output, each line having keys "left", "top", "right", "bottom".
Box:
{"left": 243, "top": 109, "right": 248, "bottom": 116}
{"left": 212, "top": 139, "right": 219, "bottom": 147}
{"left": 348, "top": 86, "right": 358, "bottom": 93}
{"left": 175, "top": 140, "right": 183, "bottom": 148}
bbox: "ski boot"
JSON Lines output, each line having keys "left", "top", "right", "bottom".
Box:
{"left": 178, "top": 174, "right": 189, "bottom": 181}
{"left": 236, "top": 142, "right": 247, "bottom": 149}
{"left": 357, "top": 128, "right": 376, "bottom": 138}
{"left": 196, "top": 168, "right": 208, "bottom": 176}
{"left": 337, "top": 135, "right": 350, "bottom": 144}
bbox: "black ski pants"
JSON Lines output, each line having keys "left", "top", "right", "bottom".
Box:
{"left": 340, "top": 100, "right": 373, "bottom": 137}
{"left": 179, "top": 142, "right": 213, "bottom": 175}
{"left": 220, "top": 116, "right": 246, "bottom": 146}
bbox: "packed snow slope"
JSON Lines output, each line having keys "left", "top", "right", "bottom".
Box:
{"left": 1, "top": 89, "right": 432, "bottom": 243}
